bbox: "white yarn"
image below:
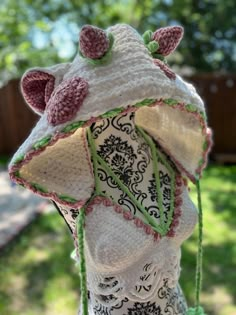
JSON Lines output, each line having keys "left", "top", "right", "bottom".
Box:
{"left": 72, "top": 187, "right": 197, "bottom": 306}
{"left": 10, "top": 24, "right": 205, "bottom": 175}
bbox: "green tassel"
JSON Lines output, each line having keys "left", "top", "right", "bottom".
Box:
{"left": 186, "top": 306, "right": 207, "bottom": 315}
{"left": 77, "top": 207, "right": 88, "bottom": 315}
{"left": 187, "top": 180, "right": 206, "bottom": 315}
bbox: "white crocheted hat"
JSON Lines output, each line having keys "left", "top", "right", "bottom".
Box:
{"left": 9, "top": 24, "right": 212, "bottom": 207}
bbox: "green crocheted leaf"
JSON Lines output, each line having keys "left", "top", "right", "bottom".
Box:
{"left": 147, "top": 41, "right": 159, "bottom": 53}
{"left": 142, "top": 30, "right": 153, "bottom": 44}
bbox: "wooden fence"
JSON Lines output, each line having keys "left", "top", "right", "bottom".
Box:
{"left": 0, "top": 79, "right": 38, "bottom": 155}
{"left": 0, "top": 74, "right": 236, "bottom": 162}
{"left": 188, "top": 74, "right": 236, "bottom": 162}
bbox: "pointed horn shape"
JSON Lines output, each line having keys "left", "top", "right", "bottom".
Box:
{"left": 79, "top": 25, "right": 110, "bottom": 59}
{"left": 152, "top": 26, "right": 184, "bottom": 56}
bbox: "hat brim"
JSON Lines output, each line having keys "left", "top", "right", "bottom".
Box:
{"left": 9, "top": 98, "right": 212, "bottom": 207}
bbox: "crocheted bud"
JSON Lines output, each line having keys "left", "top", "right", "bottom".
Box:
{"left": 152, "top": 26, "right": 183, "bottom": 56}
{"left": 79, "top": 25, "right": 110, "bottom": 59}
{"left": 47, "top": 77, "right": 88, "bottom": 126}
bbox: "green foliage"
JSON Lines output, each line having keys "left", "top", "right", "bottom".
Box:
{"left": 0, "top": 0, "right": 235, "bottom": 85}
{"left": 0, "top": 211, "right": 80, "bottom": 315}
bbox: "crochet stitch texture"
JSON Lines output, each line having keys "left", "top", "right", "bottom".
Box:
{"left": 9, "top": 23, "right": 212, "bottom": 315}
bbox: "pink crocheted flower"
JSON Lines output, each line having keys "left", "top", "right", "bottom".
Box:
{"left": 79, "top": 25, "right": 110, "bottom": 59}
{"left": 47, "top": 77, "right": 89, "bottom": 126}
{"left": 21, "top": 70, "right": 55, "bottom": 115}
{"left": 152, "top": 26, "right": 183, "bottom": 56}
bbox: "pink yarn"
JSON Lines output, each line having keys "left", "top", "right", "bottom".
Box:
{"left": 123, "top": 211, "right": 133, "bottom": 220}
{"left": 114, "top": 205, "right": 123, "bottom": 213}
{"left": 153, "top": 59, "right": 176, "bottom": 80}
{"left": 47, "top": 77, "right": 88, "bottom": 126}
{"left": 79, "top": 25, "right": 109, "bottom": 59}
{"left": 21, "top": 70, "right": 55, "bottom": 114}
{"left": 152, "top": 26, "right": 183, "bottom": 56}
{"left": 134, "top": 218, "right": 144, "bottom": 228}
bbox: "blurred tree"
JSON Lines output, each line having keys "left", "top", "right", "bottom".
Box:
{"left": 0, "top": 0, "right": 235, "bottom": 86}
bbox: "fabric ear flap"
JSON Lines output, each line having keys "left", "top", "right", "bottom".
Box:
{"left": 21, "top": 70, "right": 55, "bottom": 115}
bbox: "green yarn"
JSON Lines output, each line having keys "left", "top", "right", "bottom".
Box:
{"left": 186, "top": 104, "right": 197, "bottom": 112}
{"left": 62, "top": 121, "right": 85, "bottom": 133}
{"left": 199, "top": 111, "right": 206, "bottom": 120}
{"left": 142, "top": 29, "right": 166, "bottom": 62}
{"left": 76, "top": 206, "right": 88, "bottom": 315}
{"left": 142, "top": 30, "right": 153, "bottom": 45}
{"left": 87, "top": 128, "right": 102, "bottom": 194}
{"left": 186, "top": 306, "right": 207, "bottom": 315}
{"left": 134, "top": 98, "right": 156, "bottom": 107}
{"left": 202, "top": 140, "right": 208, "bottom": 151}
{"left": 58, "top": 194, "right": 78, "bottom": 203}
{"left": 13, "top": 154, "right": 25, "bottom": 165}
{"left": 87, "top": 127, "right": 166, "bottom": 235}
{"left": 152, "top": 53, "right": 166, "bottom": 62}
{"left": 13, "top": 170, "right": 20, "bottom": 177}
{"left": 79, "top": 32, "right": 114, "bottom": 66}
{"left": 97, "top": 151, "right": 165, "bottom": 235}
{"left": 198, "top": 158, "right": 204, "bottom": 167}
{"left": 33, "top": 135, "right": 52, "bottom": 150}
{"left": 163, "top": 98, "right": 179, "bottom": 106}
{"left": 30, "top": 182, "right": 48, "bottom": 193}
{"left": 186, "top": 181, "right": 207, "bottom": 315}
{"left": 147, "top": 40, "right": 159, "bottom": 53}
{"left": 100, "top": 107, "right": 124, "bottom": 119}
{"left": 195, "top": 180, "right": 203, "bottom": 309}
{"left": 136, "top": 126, "right": 165, "bottom": 228}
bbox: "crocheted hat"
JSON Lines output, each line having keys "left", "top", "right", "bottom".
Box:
{"left": 9, "top": 24, "right": 212, "bottom": 208}
{"left": 9, "top": 23, "right": 212, "bottom": 315}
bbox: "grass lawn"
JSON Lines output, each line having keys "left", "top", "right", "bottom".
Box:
{"left": 0, "top": 164, "right": 235, "bottom": 315}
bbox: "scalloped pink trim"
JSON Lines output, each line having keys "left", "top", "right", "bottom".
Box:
{"left": 84, "top": 182, "right": 183, "bottom": 242}
{"left": 9, "top": 98, "right": 211, "bottom": 206}
{"left": 9, "top": 171, "right": 88, "bottom": 208}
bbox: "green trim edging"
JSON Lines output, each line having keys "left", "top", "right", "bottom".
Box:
{"left": 13, "top": 98, "right": 206, "bottom": 166}
{"left": 11, "top": 98, "right": 209, "bottom": 203}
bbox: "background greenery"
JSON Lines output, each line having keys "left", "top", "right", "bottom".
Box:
{"left": 0, "top": 165, "right": 236, "bottom": 315}
{"left": 0, "top": 0, "right": 236, "bottom": 86}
